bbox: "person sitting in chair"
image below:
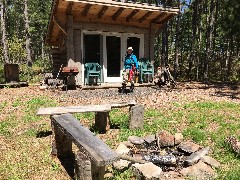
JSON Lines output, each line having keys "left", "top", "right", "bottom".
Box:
{"left": 122, "top": 47, "right": 139, "bottom": 92}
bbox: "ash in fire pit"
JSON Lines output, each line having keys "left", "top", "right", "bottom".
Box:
{"left": 113, "top": 131, "right": 220, "bottom": 179}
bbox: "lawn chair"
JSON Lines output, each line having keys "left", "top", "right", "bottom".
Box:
{"left": 84, "top": 63, "right": 101, "bottom": 85}
{"left": 139, "top": 58, "right": 154, "bottom": 83}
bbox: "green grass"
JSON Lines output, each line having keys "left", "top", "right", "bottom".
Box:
{"left": 1, "top": 96, "right": 239, "bottom": 179}
{"left": 0, "top": 95, "right": 64, "bottom": 179}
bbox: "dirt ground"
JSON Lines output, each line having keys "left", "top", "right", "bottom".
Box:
{"left": 34, "top": 82, "right": 240, "bottom": 107}
{"left": 1, "top": 81, "right": 239, "bottom": 109}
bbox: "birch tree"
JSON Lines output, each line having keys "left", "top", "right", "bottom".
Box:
{"left": 24, "top": 0, "right": 32, "bottom": 67}
{"left": 0, "top": 0, "right": 9, "bottom": 64}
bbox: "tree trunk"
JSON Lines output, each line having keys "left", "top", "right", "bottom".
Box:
{"left": 174, "top": 14, "right": 180, "bottom": 79}
{"left": 227, "top": 37, "right": 233, "bottom": 79}
{"left": 161, "top": 23, "right": 168, "bottom": 66}
{"left": 24, "top": 0, "right": 32, "bottom": 67}
{"left": 204, "top": 0, "right": 215, "bottom": 81}
{"left": 0, "top": 0, "right": 9, "bottom": 64}
{"left": 188, "top": 0, "right": 199, "bottom": 80}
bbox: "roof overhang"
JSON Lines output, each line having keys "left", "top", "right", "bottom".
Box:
{"left": 46, "top": 0, "right": 180, "bottom": 46}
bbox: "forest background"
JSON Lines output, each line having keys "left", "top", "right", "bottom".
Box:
{"left": 0, "top": 0, "right": 239, "bottom": 83}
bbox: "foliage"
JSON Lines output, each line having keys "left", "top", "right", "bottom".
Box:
{"left": 7, "top": 35, "right": 26, "bottom": 64}
{"left": 155, "top": 0, "right": 240, "bottom": 82}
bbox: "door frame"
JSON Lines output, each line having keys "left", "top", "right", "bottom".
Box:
{"left": 81, "top": 31, "right": 144, "bottom": 84}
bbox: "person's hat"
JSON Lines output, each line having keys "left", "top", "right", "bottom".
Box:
{"left": 127, "top": 47, "right": 133, "bottom": 51}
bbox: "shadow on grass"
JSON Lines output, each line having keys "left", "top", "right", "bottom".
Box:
{"left": 36, "top": 130, "right": 52, "bottom": 138}
{"left": 177, "top": 81, "right": 239, "bottom": 100}
{"left": 58, "top": 152, "right": 75, "bottom": 179}
{"left": 89, "top": 123, "right": 121, "bottom": 135}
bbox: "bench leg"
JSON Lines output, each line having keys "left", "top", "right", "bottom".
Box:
{"left": 51, "top": 118, "right": 72, "bottom": 157}
{"left": 91, "top": 163, "right": 105, "bottom": 180}
{"left": 95, "top": 112, "right": 110, "bottom": 133}
{"left": 129, "top": 105, "right": 144, "bottom": 129}
{"left": 75, "top": 151, "right": 105, "bottom": 180}
{"left": 75, "top": 151, "right": 92, "bottom": 179}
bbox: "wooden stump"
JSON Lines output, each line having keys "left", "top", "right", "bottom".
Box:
{"left": 95, "top": 112, "right": 110, "bottom": 133}
{"left": 75, "top": 151, "right": 92, "bottom": 180}
{"left": 51, "top": 118, "right": 72, "bottom": 157}
{"left": 4, "top": 64, "right": 19, "bottom": 83}
{"left": 129, "top": 105, "right": 144, "bottom": 129}
{"left": 91, "top": 163, "right": 105, "bottom": 180}
{"left": 75, "top": 151, "right": 105, "bottom": 180}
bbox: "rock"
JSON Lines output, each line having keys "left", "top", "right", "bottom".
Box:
{"left": 143, "top": 154, "right": 177, "bottom": 165}
{"left": 113, "top": 159, "right": 131, "bottom": 171}
{"left": 201, "top": 155, "right": 221, "bottom": 168}
{"left": 144, "top": 134, "right": 156, "bottom": 144}
{"left": 225, "top": 136, "right": 240, "bottom": 154}
{"left": 132, "top": 153, "right": 144, "bottom": 161}
{"left": 122, "top": 141, "right": 134, "bottom": 148}
{"left": 185, "top": 147, "right": 210, "bottom": 166}
{"left": 104, "top": 173, "right": 114, "bottom": 178}
{"left": 156, "top": 130, "right": 175, "bottom": 147}
{"left": 178, "top": 141, "right": 200, "bottom": 154}
{"left": 174, "top": 133, "right": 184, "bottom": 145}
{"left": 115, "top": 143, "right": 130, "bottom": 155}
{"left": 160, "top": 171, "right": 184, "bottom": 180}
{"left": 180, "top": 161, "right": 217, "bottom": 180}
{"left": 128, "top": 136, "right": 145, "bottom": 145}
{"left": 39, "top": 85, "right": 48, "bottom": 90}
{"left": 132, "top": 162, "right": 162, "bottom": 179}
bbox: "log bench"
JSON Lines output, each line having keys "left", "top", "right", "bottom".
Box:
{"left": 37, "top": 100, "right": 144, "bottom": 132}
{"left": 51, "top": 113, "right": 119, "bottom": 179}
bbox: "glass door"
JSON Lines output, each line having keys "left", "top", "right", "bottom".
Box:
{"left": 127, "top": 36, "right": 140, "bottom": 60}
{"left": 104, "top": 35, "right": 122, "bottom": 82}
{"left": 83, "top": 34, "right": 100, "bottom": 64}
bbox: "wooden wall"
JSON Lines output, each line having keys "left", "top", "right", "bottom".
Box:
{"left": 52, "top": 18, "right": 155, "bottom": 86}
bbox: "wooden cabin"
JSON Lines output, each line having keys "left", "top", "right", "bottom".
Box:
{"left": 46, "top": 0, "right": 180, "bottom": 86}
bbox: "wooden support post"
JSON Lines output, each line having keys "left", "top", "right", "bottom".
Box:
{"left": 75, "top": 151, "right": 105, "bottom": 180}
{"left": 74, "top": 29, "right": 82, "bottom": 85}
{"left": 144, "top": 33, "right": 150, "bottom": 59}
{"left": 150, "top": 23, "right": 156, "bottom": 66}
{"left": 51, "top": 117, "right": 72, "bottom": 157}
{"left": 51, "top": 119, "right": 57, "bottom": 156}
{"left": 91, "top": 163, "right": 105, "bottom": 180}
{"left": 95, "top": 112, "right": 110, "bottom": 133}
{"left": 75, "top": 151, "right": 92, "bottom": 179}
{"left": 129, "top": 105, "right": 144, "bottom": 129}
{"left": 66, "top": 14, "right": 76, "bottom": 86}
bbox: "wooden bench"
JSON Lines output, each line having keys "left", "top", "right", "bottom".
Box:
{"left": 51, "top": 113, "right": 119, "bottom": 179}
{"left": 37, "top": 100, "right": 144, "bottom": 132}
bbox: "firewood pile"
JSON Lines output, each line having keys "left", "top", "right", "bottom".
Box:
{"left": 153, "top": 65, "right": 176, "bottom": 88}
{"left": 109, "top": 130, "right": 221, "bottom": 179}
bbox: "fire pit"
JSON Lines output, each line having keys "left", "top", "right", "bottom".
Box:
{"left": 113, "top": 131, "right": 220, "bottom": 179}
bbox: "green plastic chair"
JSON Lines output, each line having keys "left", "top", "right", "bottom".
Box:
{"left": 84, "top": 63, "right": 101, "bottom": 85}
{"left": 139, "top": 58, "right": 154, "bottom": 83}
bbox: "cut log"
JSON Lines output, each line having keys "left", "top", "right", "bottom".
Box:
{"left": 129, "top": 104, "right": 144, "bottom": 129}
{"left": 37, "top": 104, "right": 111, "bottom": 115}
{"left": 95, "top": 112, "right": 110, "bottom": 133}
{"left": 119, "top": 154, "right": 148, "bottom": 164}
{"left": 109, "top": 100, "right": 137, "bottom": 108}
